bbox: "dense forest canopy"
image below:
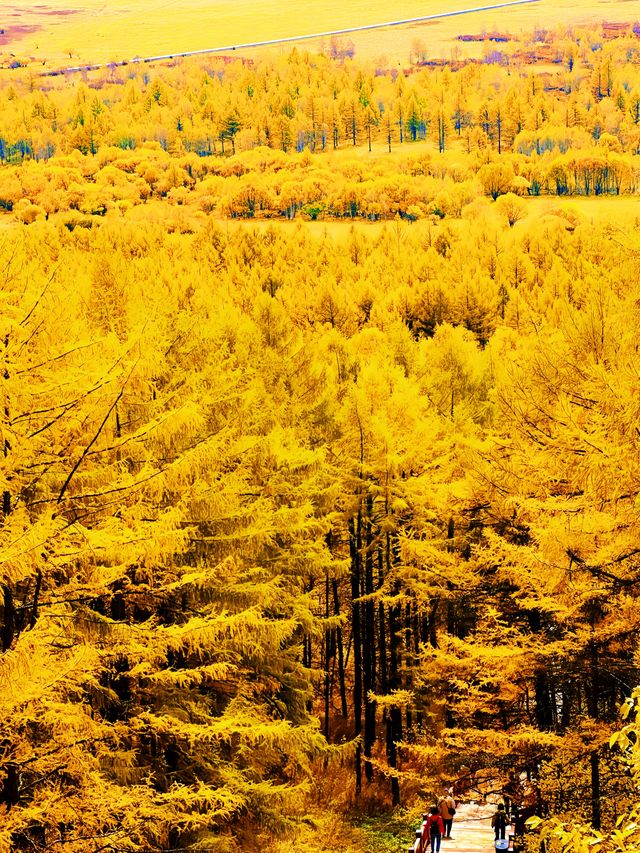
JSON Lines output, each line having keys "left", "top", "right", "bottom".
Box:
{"left": 0, "top": 16, "right": 639, "bottom": 853}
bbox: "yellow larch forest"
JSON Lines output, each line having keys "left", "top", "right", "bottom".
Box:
{"left": 0, "top": 14, "right": 640, "bottom": 853}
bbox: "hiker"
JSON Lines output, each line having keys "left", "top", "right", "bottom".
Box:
{"left": 426, "top": 806, "right": 445, "bottom": 853}
{"left": 492, "top": 803, "right": 508, "bottom": 840}
{"left": 438, "top": 787, "right": 457, "bottom": 839}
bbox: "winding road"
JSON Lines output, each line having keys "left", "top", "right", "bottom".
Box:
{"left": 42, "top": 0, "right": 541, "bottom": 76}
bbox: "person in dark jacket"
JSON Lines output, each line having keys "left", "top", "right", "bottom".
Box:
{"left": 492, "top": 803, "right": 508, "bottom": 840}
{"left": 427, "top": 806, "right": 446, "bottom": 853}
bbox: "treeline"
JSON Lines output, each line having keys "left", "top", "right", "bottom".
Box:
{"left": 0, "top": 33, "right": 639, "bottom": 225}
{"left": 0, "top": 25, "right": 640, "bottom": 163}
{"left": 3, "top": 139, "right": 640, "bottom": 227}
{"left": 1, "top": 201, "right": 639, "bottom": 851}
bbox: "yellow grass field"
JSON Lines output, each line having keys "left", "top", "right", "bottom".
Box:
{"left": 2, "top": 0, "right": 639, "bottom": 68}
{"left": 117, "top": 192, "right": 640, "bottom": 245}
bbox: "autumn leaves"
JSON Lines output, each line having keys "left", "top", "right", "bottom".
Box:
{"left": 1, "top": 26, "right": 640, "bottom": 227}
{"left": 1, "top": 19, "right": 640, "bottom": 852}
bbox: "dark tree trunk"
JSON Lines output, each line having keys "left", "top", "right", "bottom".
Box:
{"left": 1, "top": 763, "right": 19, "bottom": 807}
{"left": 349, "top": 514, "right": 363, "bottom": 795}
{"left": 324, "top": 571, "right": 331, "bottom": 740}
{"left": 413, "top": 603, "right": 422, "bottom": 729}
{"left": 587, "top": 642, "right": 599, "bottom": 718}
{"left": 378, "top": 543, "right": 388, "bottom": 692}
{"left": 428, "top": 600, "right": 439, "bottom": 648}
{"left": 438, "top": 114, "right": 445, "bottom": 152}
{"left": 388, "top": 577, "right": 402, "bottom": 805}
{"left": 534, "top": 671, "right": 554, "bottom": 729}
{"left": 363, "top": 495, "right": 376, "bottom": 782}
{"left": 2, "top": 584, "right": 15, "bottom": 651}
{"left": 405, "top": 601, "right": 413, "bottom": 733}
{"left": 302, "top": 634, "right": 312, "bottom": 668}
{"left": 560, "top": 686, "right": 572, "bottom": 730}
{"left": 3, "top": 333, "right": 10, "bottom": 518}
{"left": 30, "top": 570, "right": 42, "bottom": 629}
{"left": 586, "top": 642, "right": 601, "bottom": 827}
{"left": 445, "top": 518, "right": 456, "bottom": 635}
{"left": 332, "top": 579, "right": 348, "bottom": 718}
{"left": 526, "top": 609, "right": 554, "bottom": 729}
{"left": 590, "top": 750, "right": 601, "bottom": 830}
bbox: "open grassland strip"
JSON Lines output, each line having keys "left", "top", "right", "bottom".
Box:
{"left": 41, "top": 0, "right": 540, "bottom": 76}
{"left": 5, "top": 0, "right": 640, "bottom": 66}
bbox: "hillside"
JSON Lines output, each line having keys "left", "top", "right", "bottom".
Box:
{"left": 0, "top": 12, "right": 640, "bottom": 853}
{"left": 1, "top": 0, "right": 639, "bottom": 66}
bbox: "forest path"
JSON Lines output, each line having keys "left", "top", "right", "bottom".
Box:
{"left": 441, "top": 803, "right": 501, "bottom": 853}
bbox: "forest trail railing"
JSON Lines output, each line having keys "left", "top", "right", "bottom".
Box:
{"left": 40, "top": 0, "right": 541, "bottom": 76}
{"left": 407, "top": 806, "right": 497, "bottom": 853}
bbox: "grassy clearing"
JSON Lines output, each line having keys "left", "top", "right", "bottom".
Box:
{"left": 3, "top": 0, "right": 639, "bottom": 67}
{"left": 525, "top": 195, "right": 640, "bottom": 227}
{"left": 353, "top": 809, "right": 424, "bottom": 853}
{"left": 61, "top": 191, "right": 640, "bottom": 245}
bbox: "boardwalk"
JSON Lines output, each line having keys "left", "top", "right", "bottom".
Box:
{"left": 444, "top": 804, "right": 497, "bottom": 853}
{"left": 417, "top": 803, "right": 500, "bottom": 853}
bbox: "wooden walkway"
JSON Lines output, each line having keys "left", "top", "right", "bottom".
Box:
{"left": 410, "top": 804, "right": 501, "bottom": 853}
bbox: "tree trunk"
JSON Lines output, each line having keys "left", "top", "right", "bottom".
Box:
{"left": 332, "top": 579, "right": 348, "bottom": 718}
{"left": 428, "top": 600, "right": 439, "bottom": 648}
{"left": 324, "top": 571, "right": 331, "bottom": 740}
{"left": 29, "top": 570, "right": 42, "bottom": 629}
{"left": 405, "top": 601, "right": 413, "bottom": 733}
{"left": 388, "top": 576, "right": 402, "bottom": 805}
{"left": 413, "top": 603, "right": 422, "bottom": 729}
{"left": 3, "top": 333, "right": 11, "bottom": 517}
{"left": 363, "top": 495, "right": 376, "bottom": 782}
{"left": 349, "top": 514, "right": 363, "bottom": 795}
{"left": 590, "top": 750, "right": 601, "bottom": 830}
{"left": 587, "top": 642, "right": 601, "bottom": 827}
{"left": 1, "top": 763, "right": 19, "bottom": 807}
{"left": 378, "top": 543, "right": 388, "bottom": 692}
{"left": 2, "top": 584, "right": 15, "bottom": 651}
{"left": 534, "top": 671, "right": 553, "bottom": 729}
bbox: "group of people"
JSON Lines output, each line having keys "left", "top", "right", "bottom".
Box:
{"left": 423, "top": 790, "right": 511, "bottom": 853}
{"left": 424, "top": 788, "right": 457, "bottom": 853}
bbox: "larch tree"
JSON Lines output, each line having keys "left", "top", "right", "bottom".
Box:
{"left": 0, "top": 222, "right": 338, "bottom": 852}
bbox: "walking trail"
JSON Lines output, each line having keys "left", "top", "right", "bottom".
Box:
{"left": 437, "top": 802, "right": 501, "bottom": 853}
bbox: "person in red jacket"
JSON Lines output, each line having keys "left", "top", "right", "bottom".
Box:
{"left": 427, "top": 806, "right": 446, "bottom": 853}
